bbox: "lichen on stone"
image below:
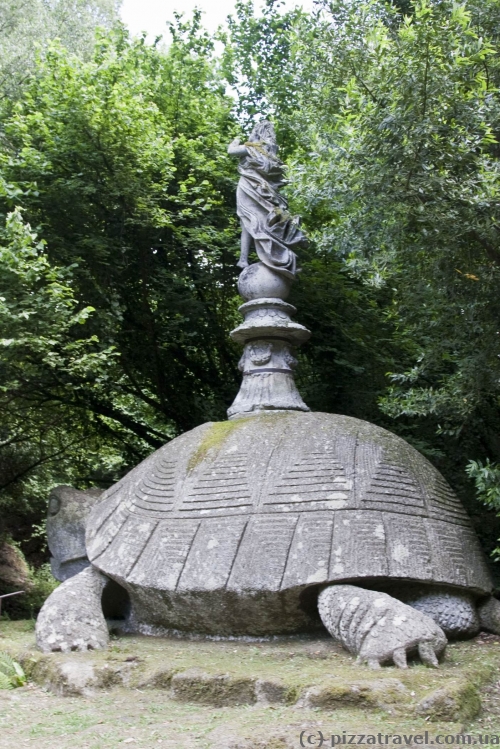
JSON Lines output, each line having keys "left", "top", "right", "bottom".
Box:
{"left": 187, "top": 419, "right": 250, "bottom": 472}
{"left": 416, "top": 679, "right": 481, "bottom": 721}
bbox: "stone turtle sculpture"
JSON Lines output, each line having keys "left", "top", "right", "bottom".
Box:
{"left": 36, "top": 120, "right": 500, "bottom": 666}
{"left": 37, "top": 412, "right": 500, "bottom": 667}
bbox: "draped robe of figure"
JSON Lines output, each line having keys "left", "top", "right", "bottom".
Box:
{"left": 236, "top": 143, "right": 306, "bottom": 279}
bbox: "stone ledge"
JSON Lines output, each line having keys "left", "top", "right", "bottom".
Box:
{"left": 10, "top": 648, "right": 488, "bottom": 723}
{"left": 415, "top": 679, "right": 482, "bottom": 722}
{"left": 297, "top": 678, "right": 411, "bottom": 711}
{"left": 3, "top": 622, "right": 499, "bottom": 727}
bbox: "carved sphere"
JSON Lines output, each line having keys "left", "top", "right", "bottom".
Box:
{"left": 238, "top": 262, "right": 292, "bottom": 301}
{"left": 86, "top": 412, "right": 491, "bottom": 636}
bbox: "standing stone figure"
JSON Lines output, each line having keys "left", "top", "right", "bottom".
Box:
{"left": 227, "top": 120, "right": 311, "bottom": 418}
{"left": 228, "top": 120, "right": 306, "bottom": 277}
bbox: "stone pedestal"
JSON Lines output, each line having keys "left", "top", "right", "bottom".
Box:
{"left": 227, "top": 265, "right": 311, "bottom": 419}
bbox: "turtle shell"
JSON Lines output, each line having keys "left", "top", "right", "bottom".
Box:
{"left": 86, "top": 412, "right": 492, "bottom": 635}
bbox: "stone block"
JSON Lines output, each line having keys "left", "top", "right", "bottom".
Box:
{"left": 416, "top": 679, "right": 481, "bottom": 721}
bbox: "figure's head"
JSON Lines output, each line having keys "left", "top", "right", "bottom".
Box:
{"left": 47, "top": 485, "right": 103, "bottom": 581}
{"left": 249, "top": 120, "right": 276, "bottom": 145}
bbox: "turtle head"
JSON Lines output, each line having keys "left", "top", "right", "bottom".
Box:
{"left": 47, "top": 486, "right": 103, "bottom": 581}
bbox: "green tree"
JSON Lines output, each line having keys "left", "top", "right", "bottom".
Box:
{"left": 224, "top": 1, "right": 406, "bottom": 429}
{"left": 0, "top": 209, "right": 122, "bottom": 539}
{"left": 287, "top": 0, "right": 500, "bottom": 539}
{"left": 0, "top": 19, "right": 241, "bottom": 549}
{"left": 222, "top": 0, "right": 305, "bottom": 130}
{"left": 0, "top": 0, "right": 121, "bottom": 98}
{"left": 225, "top": 0, "right": 500, "bottom": 556}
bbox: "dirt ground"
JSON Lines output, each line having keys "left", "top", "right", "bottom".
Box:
{"left": 1, "top": 622, "right": 500, "bottom": 749}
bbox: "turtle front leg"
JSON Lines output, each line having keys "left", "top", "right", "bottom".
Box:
{"left": 36, "top": 566, "right": 109, "bottom": 653}
{"left": 318, "top": 584, "right": 447, "bottom": 669}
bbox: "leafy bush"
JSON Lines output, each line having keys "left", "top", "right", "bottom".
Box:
{"left": 467, "top": 460, "right": 500, "bottom": 558}
{"left": 24, "top": 564, "right": 59, "bottom": 618}
{"left": 0, "top": 539, "right": 58, "bottom": 619}
{"left": 0, "top": 652, "right": 26, "bottom": 689}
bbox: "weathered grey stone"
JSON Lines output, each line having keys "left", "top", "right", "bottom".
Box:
{"left": 25, "top": 653, "right": 139, "bottom": 695}
{"left": 47, "top": 485, "right": 103, "bottom": 581}
{"left": 402, "top": 589, "right": 480, "bottom": 638}
{"left": 43, "top": 659, "right": 97, "bottom": 697}
{"left": 478, "top": 596, "right": 500, "bottom": 634}
{"left": 37, "top": 121, "right": 499, "bottom": 664}
{"left": 298, "top": 678, "right": 410, "bottom": 710}
{"left": 237, "top": 263, "right": 292, "bottom": 301}
{"left": 416, "top": 680, "right": 481, "bottom": 721}
{"left": 228, "top": 121, "right": 306, "bottom": 278}
{"left": 254, "top": 678, "right": 290, "bottom": 705}
{"left": 228, "top": 370, "right": 309, "bottom": 418}
{"left": 36, "top": 566, "right": 109, "bottom": 653}
{"left": 318, "top": 585, "right": 447, "bottom": 668}
{"left": 171, "top": 669, "right": 256, "bottom": 706}
{"left": 227, "top": 122, "right": 311, "bottom": 418}
{"left": 36, "top": 409, "right": 498, "bottom": 658}
{"left": 227, "top": 295, "right": 311, "bottom": 416}
{"left": 228, "top": 296, "right": 310, "bottom": 419}
{"left": 230, "top": 299, "right": 310, "bottom": 348}
{"left": 77, "top": 411, "right": 491, "bottom": 640}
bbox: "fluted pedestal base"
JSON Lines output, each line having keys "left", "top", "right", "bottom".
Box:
{"left": 227, "top": 286, "right": 311, "bottom": 418}
{"left": 228, "top": 370, "right": 309, "bottom": 419}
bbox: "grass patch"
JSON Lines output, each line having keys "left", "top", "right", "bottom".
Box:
{"left": 1, "top": 622, "right": 500, "bottom": 747}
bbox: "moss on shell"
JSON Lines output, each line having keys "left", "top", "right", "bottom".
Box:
{"left": 187, "top": 419, "right": 250, "bottom": 472}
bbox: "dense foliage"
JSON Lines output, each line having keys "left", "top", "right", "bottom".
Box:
{"left": 0, "top": 18, "right": 241, "bottom": 557}
{"left": 226, "top": 0, "right": 500, "bottom": 556}
{"left": 0, "top": 0, "right": 121, "bottom": 98}
{"left": 290, "top": 0, "right": 500, "bottom": 443}
{"left": 296, "top": 0, "right": 500, "bottom": 536}
{"left": 2, "top": 0, "right": 500, "bottom": 595}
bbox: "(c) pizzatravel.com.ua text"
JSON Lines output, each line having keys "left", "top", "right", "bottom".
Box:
{"left": 300, "top": 732, "right": 500, "bottom": 746}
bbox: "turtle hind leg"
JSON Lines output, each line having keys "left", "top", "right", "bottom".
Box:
{"left": 317, "top": 584, "right": 447, "bottom": 669}
{"left": 402, "top": 589, "right": 480, "bottom": 638}
{"left": 36, "top": 566, "right": 109, "bottom": 653}
{"left": 478, "top": 596, "right": 500, "bottom": 635}
{"left": 421, "top": 593, "right": 500, "bottom": 636}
